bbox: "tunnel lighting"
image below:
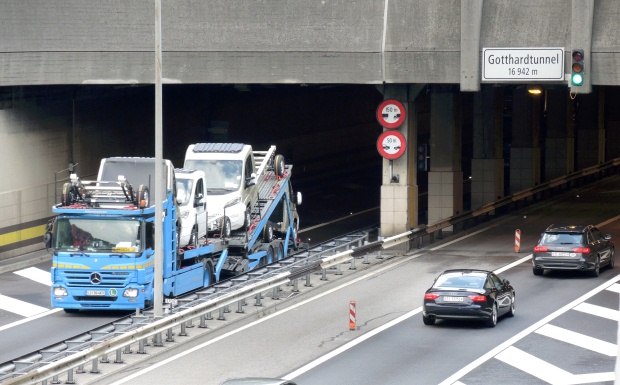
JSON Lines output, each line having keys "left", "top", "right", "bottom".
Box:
{"left": 527, "top": 85, "right": 543, "bottom": 95}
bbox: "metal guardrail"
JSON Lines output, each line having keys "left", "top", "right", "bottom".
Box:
{"left": 0, "top": 231, "right": 372, "bottom": 384}
{"left": 2, "top": 157, "right": 619, "bottom": 384}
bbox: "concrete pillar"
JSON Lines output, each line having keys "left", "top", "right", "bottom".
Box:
{"left": 379, "top": 85, "right": 419, "bottom": 251}
{"left": 544, "top": 88, "right": 572, "bottom": 180}
{"left": 428, "top": 92, "right": 463, "bottom": 231}
{"left": 471, "top": 86, "right": 504, "bottom": 210}
{"left": 574, "top": 88, "right": 600, "bottom": 168}
{"left": 510, "top": 87, "right": 541, "bottom": 192}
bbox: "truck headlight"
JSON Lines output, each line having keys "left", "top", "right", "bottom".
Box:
{"left": 180, "top": 210, "right": 190, "bottom": 219}
{"left": 54, "top": 287, "right": 68, "bottom": 296}
{"left": 123, "top": 288, "right": 139, "bottom": 298}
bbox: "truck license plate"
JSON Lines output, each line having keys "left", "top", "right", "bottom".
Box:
{"left": 87, "top": 290, "right": 106, "bottom": 296}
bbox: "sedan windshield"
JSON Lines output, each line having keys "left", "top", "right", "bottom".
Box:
{"left": 54, "top": 218, "right": 141, "bottom": 253}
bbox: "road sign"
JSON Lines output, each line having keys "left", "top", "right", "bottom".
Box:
{"left": 377, "top": 130, "right": 406, "bottom": 160}
{"left": 376, "top": 99, "right": 406, "bottom": 129}
{"left": 482, "top": 47, "right": 564, "bottom": 81}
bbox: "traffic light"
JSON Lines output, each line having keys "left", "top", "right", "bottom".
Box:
{"left": 571, "top": 49, "right": 584, "bottom": 86}
{"left": 417, "top": 144, "right": 428, "bottom": 171}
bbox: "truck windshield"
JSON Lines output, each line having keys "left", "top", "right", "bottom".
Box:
{"left": 185, "top": 159, "right": 242, "bottom": 191}
{"left": 55, "top": 218, "right": 141, "bottom": 253}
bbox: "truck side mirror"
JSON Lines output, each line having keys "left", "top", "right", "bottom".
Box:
{"left": 44, "top": 232, "right": 53, "bottom": 249}
{"left": 246, "top": 172, "right": 257, "bottom": 188}
{"left": 194, "top": 193, "right": 204, "bottom": 208}
{"left": 43, "top": 218, "right": 55, "bottom": 249}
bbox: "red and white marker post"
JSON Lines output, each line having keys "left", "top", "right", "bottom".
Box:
{"left": 349, "top": 300, "right": 356, "bottom": 331}
{"left": 515, "top": 229, "right": 521, "bottom": 253}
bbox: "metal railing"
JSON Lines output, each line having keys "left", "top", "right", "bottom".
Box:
{"left": 2, "top": 157, "right": 620, "bottom": 384}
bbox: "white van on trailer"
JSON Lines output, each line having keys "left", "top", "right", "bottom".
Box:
{"left": 184, "top": 143, "right": 278, "bottom": 233}
{"left": 175, "top": 168, "right": 209, "bottom": 248}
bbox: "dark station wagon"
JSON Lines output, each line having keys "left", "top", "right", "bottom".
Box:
{"left": 532, "top": 224, "right": 615, "bottom": 277}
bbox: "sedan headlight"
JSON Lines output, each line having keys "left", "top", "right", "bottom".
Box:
{"left": 123, "top": 288, "right": 139, "bottom": 298}
{"left": 53, "top": 287, "right": 68, "bottom": 296}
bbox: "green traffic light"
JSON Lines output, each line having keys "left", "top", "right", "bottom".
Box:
{"left": 572, "top": 73, "right": 583, "bottom": 86}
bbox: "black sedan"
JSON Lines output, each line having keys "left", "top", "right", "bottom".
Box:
{"left": 422, "top": 269, "right": 515, "bottom": 327}
{"left": 532, "top": 224, "right": 615, "bottom": 277}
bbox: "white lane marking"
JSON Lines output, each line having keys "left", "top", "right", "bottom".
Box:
{"left": 108, "top": 251, "right": 427, "bottom": 385}
{"left": 495, "top": 346, "right": 615, "bottom": 385}
{"left": 0, "top": 308, "right": 62, "bottom": 332}
{"left": 535, "top": 324, "right": 617, "bottom": 356}
{"left": 496, "top": 346, "right": 573, "bottom": 384}
{"left": 574, "top": 302, "right": 620, "bottom": 321}
{"left": 0, "top": 294, "right": 49, "bottom": 317}
{"left": 438, "top": 274, "right": 620, "bottom": 385}
{"left": 605, "top": 283, "right": 620, "bottom": 294}
{"left": 13, "top": 267, "right": 51, "bottom": 286}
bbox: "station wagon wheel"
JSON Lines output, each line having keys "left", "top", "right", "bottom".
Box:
{"left": 486, "top": 304, "right": 498, "bottom": 327}
{"left": 590, "top": 257, "right": 600, "bottom": 277}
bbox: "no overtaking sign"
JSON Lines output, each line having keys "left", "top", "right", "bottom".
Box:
{"left": 376, "top": 100, "right": 406, "bottom": 129}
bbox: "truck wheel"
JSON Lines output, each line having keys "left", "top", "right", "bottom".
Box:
{"left": 274, "top": 241, "right": 285, "bottom": 261}
{"left": 262, "top": 221, "right": 274, "bottom": 243}
{"left": 274, "top": 154, "right": 285, "bottom": 177}
{"left": 220, "top": 216, "right": 231, "bottom": 238}
{"left": 203, "top": 260, "right": 214, "bottom": 286}
{"left": 137, "top": 185, "right": 149, "bottom": 208}
{"left": 264, "top": 245, "right": 274, "bottom": 265}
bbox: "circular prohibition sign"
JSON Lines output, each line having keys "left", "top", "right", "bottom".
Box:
{"left": 376, "top": 99, "right": 406, "bottom": 129}
{"left": 377, "top": 130, "right": 406, "bottom": 160}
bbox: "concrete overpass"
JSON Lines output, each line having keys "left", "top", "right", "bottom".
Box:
{"left": 1, "top": 0, "right": 620, "bottom": 258}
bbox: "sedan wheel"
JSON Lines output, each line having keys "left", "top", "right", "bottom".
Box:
{"left": 608, "top": 249, "right": 615, "bottom": 269}
{"left": 507, "top": 296, "right": 516, "bottom": 318}
{"left": 532, "top": 267, "right": 543, "bottom": 276}
{"left": 422, "top": 315, "right": 435, "bottom": 326}
{"left": 486, "top": 304, "right": 498, "bottom": 327}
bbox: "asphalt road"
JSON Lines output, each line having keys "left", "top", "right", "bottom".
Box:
{"left": 76, "top": 176, "right": 620, "bottom": 385}
{"left": 2, "top": 176, "right": 620, "bottom": 384}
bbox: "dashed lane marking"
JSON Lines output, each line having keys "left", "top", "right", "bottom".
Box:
{"left": 535, "top": 324, "right": 617, "bottom": 356}
{"left": 495, "top": 346, "right": 615, "bottom": 385}
{"left": 573, "top": 302, "right": 620, "bottom": 321}
{"left": 0, "top": 294, "right": 49, "bottom": 317}
{"left": 13, "top": 267, "right": 51, "bottom": 286}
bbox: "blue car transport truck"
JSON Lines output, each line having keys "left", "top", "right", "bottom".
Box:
{"left": 45, "top": 152, "right": 301, "bottom": 312}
